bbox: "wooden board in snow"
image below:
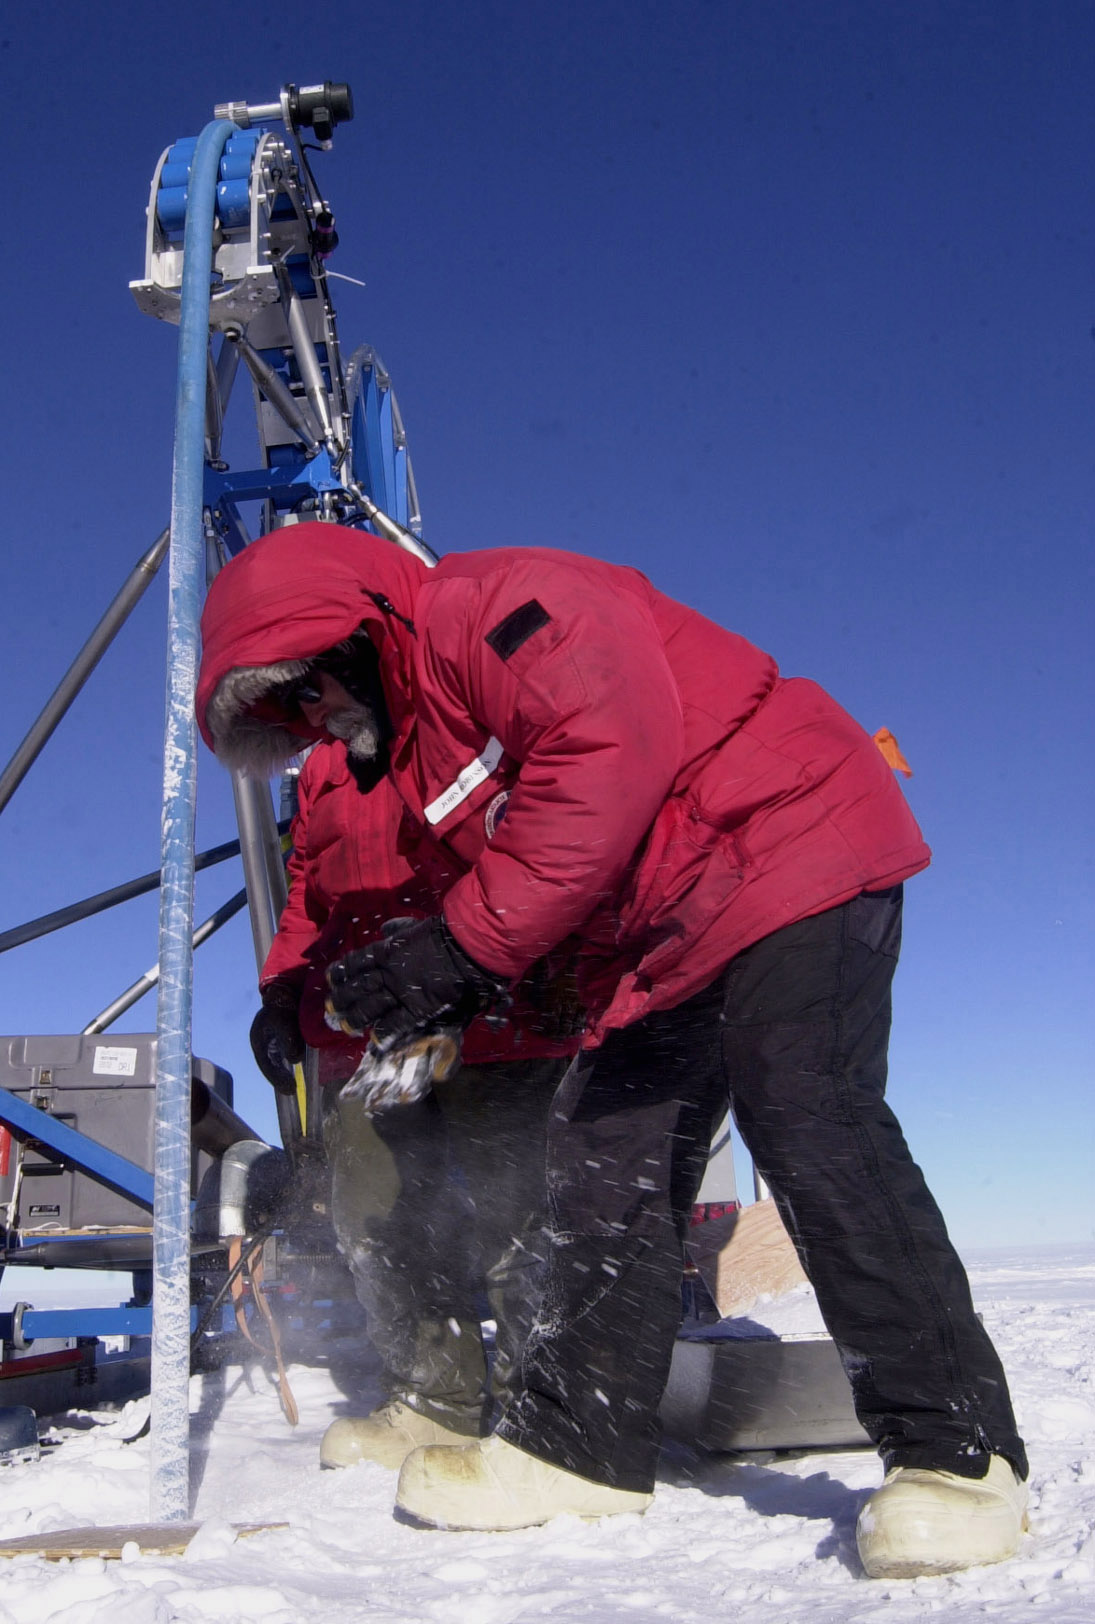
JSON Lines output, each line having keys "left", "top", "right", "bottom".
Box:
{"left": 0, "top": 1521, "right": 287, "bottom": 1560}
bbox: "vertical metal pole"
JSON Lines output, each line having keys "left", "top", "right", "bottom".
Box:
{"left": 260, "top": 789, "right": 290, "bottom": 920}
{"left": 232, "top": 769, "right": 303, "bottom": 1152}
{"left": 231, "top": 772, "right": 288, "bottom": 968}
{"left": 151, "top": 115, "right": 234, "bottom": 1524}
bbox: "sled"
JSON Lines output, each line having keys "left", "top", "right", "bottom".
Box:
{"left": 673, "top": 1165, "right": 868, "bottom": 1453}
{"left": 687, "top": 1195, "right": 808, "bottom": 1319}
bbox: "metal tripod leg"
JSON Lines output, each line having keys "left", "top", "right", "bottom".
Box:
{"left": 0, "top": 528, "right": 170, "bottom": 816}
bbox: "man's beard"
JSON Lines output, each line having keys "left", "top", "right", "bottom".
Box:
{"left": 325, "top": 700, "right": 381, "bottom": 764}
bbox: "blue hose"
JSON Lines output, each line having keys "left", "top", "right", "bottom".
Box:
{"left": 151, "top": 116, "right": 235, "bottom": 1525}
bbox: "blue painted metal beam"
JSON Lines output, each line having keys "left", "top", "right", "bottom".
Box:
{"left": 0, "top": 1090, "right": 154, "bottom": 1210}
{"left": 204, "top": 449, "right": 342, "bottom": 508}
{"left": 3, "top": 1306, "right": 167, "bottom": 1339}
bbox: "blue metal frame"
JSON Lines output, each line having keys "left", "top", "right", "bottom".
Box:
{"left": 351, "top": 358, "right": 406, "bottom": 524}
{"left": 0, "top": 1090, "right": 154, "bottom": 1211}
{"left": 134, "top": 97, "right": 426, "bottom": 553}
{"left": 204, "top": 449, "right": 343, "bottom": 529}
{"left": 2, "top": 1307, "right": 166, "bottom": 1339}
{"left": 203, "top": 352, "right": 417, "bottom": 536}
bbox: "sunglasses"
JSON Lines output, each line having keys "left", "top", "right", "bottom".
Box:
{"left": 271, "top": 672, "right": 325, "bottom": 712}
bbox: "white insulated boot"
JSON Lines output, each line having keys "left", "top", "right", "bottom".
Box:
{"left": 395, "top": 1434, "right": 653, "bottom": 1530}
{"left": 320, "top": 1401, "right": 474, "bottom": 1470}
{"left": 856, "top": 1455, "right": 1029, "bottom": 1578}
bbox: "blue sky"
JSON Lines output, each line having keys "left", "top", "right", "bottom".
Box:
{"left": 1, "top": 1, "right": 1092, "bottom": 1249}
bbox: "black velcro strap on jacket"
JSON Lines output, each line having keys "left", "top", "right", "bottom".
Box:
{"left": 485, "top": 600, "right": 552, "bottom": 661}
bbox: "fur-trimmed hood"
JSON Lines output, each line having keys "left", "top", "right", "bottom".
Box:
{"left": 202, "top": 655, "right": 316, "bottom": 775}
{"left": 196, "top": 524, "right": 427, "bottom": 775}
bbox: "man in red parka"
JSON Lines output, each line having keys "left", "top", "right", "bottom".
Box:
{"left": 197, "top": 523, "right": 1027, "bottom": 1579}
{"left": 253, "top": 739, "right": 575, "bottom": 1470}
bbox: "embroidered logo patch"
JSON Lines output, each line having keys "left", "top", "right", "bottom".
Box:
{"left": 484, "top": 790, "right": 511, "bottom": 840}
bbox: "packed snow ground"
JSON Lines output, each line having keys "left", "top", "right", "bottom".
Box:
{"left": 0, "top": 1245, "right": 1092, "bottom": 1623}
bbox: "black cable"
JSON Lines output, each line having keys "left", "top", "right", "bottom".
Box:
{"left": 298, "top": 144, "right": 326, "bottom": 201}
{"left": 189, "top": 1229, "right": 275, "bottom": 1352}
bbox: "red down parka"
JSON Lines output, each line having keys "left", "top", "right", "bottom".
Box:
{"left": 260, "top": 739, "right": 579, "bottom": 1067}
{"left": 198, "top": 525, "right": 931, "bottom": 1038}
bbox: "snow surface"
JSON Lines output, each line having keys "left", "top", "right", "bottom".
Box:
{"left": 0, "top": 1244, "right": 1092, "bottom": 1623}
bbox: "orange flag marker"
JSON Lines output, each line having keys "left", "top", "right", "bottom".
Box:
{"left": 873, "top": 727, "right": 913, "bottom": 777}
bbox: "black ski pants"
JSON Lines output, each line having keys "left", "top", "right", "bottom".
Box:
{"left": 497, "top": 887, "right": 1027, "bottom": 1493}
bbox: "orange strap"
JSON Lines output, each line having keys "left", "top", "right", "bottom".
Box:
{"left": 226, "top": 1237, "right": 299, "bottom": 1427}
{"left": 227, "top": 1237, "right": 257, "bottom": 1342}
{"left": 873, "top": 727, "right": 913, "bottom": 777}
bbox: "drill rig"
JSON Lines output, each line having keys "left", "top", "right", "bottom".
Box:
{"left": 0, "top": 82, "right": 866, "bottom": 1518}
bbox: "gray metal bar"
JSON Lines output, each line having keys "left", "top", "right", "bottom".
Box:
{"left": 189, "top": 1078, "right": 262, "bottom": 1157}
{"left": 0, "top": 831, "right": 281, "bottom": 956}
{"left": 204, "top": 516, "right": 303, "bottom": 1155}
{"left": 230, "top": 771, "right": 303, "bottom": 1154}
{"left": 82, "top": 887, "right": 250, "bottom": 1033}
{"left": 0, "top": 529, "right": 170, "bottom": 817}
{"left": 230, "top": 774, "right": 285, "bottom": 971}
{"left": 213, "top": 332, "right": 241, "bottom": 408}
{"left": 205, "top": 338, "right": 240, "bottom": 466}
{"left": 226, "top": 327, "right": 322, "bottom": 453}
{"left": 257, "top": 785, "right": 289, "bottom": 921}
{"left": 205, "top": 349, "right": 224, "bottom": 462}
{"left": 273, "top": 259, "right": 337, "bottom": 450}
{"left": 347, "top": 480, "right": 438, "bottom": 566}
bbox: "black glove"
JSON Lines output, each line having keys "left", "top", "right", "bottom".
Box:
{"left": 325, "top": 915, "right": 507, "bottom": 1049}
{"left": 250, "top": 984, "right": 306, "bottom": 1094}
